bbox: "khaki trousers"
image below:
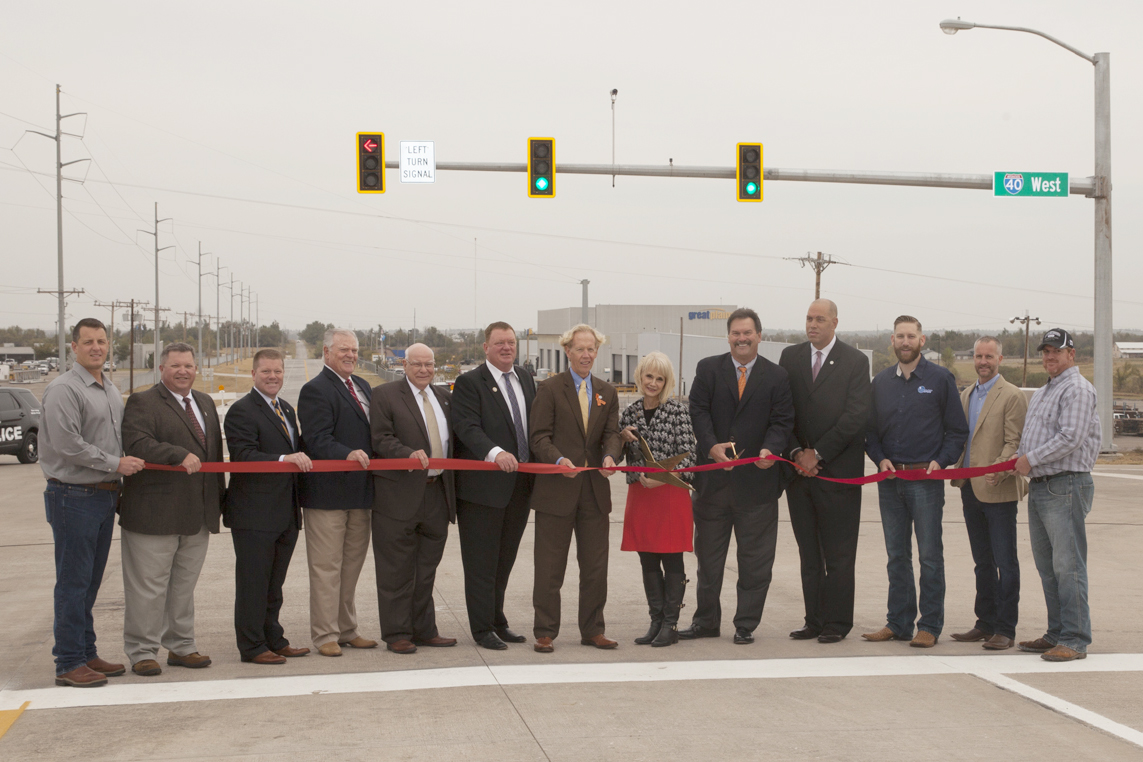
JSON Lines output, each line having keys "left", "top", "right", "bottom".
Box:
{"left": 303, "top": 507, "right": 371, "bottom": 647}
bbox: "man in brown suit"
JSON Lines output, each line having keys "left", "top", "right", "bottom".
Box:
{"left": 949, "top": 336, "right": 1028, "bottom": 650}
{"left": 530, "top": 324, "right": 622, "bottom": 653}
{"left": 370, "top": 343, "right": 458, "bottom": 654}
{"left": 119, "top": 342, "right": 224, "bottom": 676}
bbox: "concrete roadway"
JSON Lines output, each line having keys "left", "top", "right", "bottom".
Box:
{"left": 3, "top": 437, "right": 1143, "bottom": 758}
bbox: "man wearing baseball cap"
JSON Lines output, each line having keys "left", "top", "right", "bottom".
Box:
{"left": 1013, "top": 328, "right": 1101, "bottom": 662}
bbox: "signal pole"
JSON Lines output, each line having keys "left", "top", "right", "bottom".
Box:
{"left": 1011, "top": 311, "right": 1042, "bottom": 386}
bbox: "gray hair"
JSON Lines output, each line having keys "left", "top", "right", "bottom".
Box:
{"left": 405, "top": 343, "right": 435, "bottom": 362}
{"left": 160, "top": 342, "right": 196, "bottom": 363}
{"left": 323, "top": 328, "right": 358, "bottom": 349}
{"left": 974, "top": 335, "right": 1003, "bottom": 353}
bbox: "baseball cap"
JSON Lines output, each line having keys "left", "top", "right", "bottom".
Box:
{"left": 1036, "top": 328, "right": 1075, "bottom": 351}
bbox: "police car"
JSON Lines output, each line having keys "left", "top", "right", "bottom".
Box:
{"left": 0, "top": 387, "right": 41, "bottom": 463}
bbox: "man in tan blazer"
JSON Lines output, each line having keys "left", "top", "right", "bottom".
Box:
{"left": 949, "top": 336, "right": 1028, "bottom": 650}
{"left": 530, "top": 324, "right": 622, "bottom": 653}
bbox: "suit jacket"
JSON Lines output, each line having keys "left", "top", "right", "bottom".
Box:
{"left": 297, "top": 366, "right": 374, "bottom": 511}
{"left": 120, "top": 384, "right": 225, "bottom": 535}
{"left": 452, "top": 363, "right": 537, "bottom": 508}
{"left": 951, "top": 374, "right": 1029, "bottom": 502}
{"left": 529, "top": 371, "right": 622, "bottom": 517}
{"left": 618, "top": 397, "right": 696, "bottom": 484}
{"left": 370, "top": 380, "right": 457, "bottom": 522}
{"left": 689, "top": 352, "right": 795, "bottom": 505}
{"left": 223, "top": 391, "right": 303, "bottom": 532}
{"left": 779, "top": 339, "right": 871, "bottom": 479}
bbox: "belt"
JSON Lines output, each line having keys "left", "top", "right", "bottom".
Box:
{"left": 893, "top": 462, "right": 931, "bottom": 470}
{"left": 1031, "top": 470, "right": 1083, "bottom": 484}
{"left": 48, "top": 478, "right": 121, "bottom": 492}
{"left": 426, "top": 474, "right": 440, "bottom": 484}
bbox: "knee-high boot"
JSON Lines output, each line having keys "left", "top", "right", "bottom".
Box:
{"left": 653, "top": 573, "right": 687, "bottom": 647}
{"left": 634, "top": 570, "right": 666, "bottom": 644}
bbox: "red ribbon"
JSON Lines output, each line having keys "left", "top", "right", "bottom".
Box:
{"left": 145, "top": 455, "right": 1017, "bottom": 485}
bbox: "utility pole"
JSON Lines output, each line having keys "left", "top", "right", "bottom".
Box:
{"left": 214, "top": 260, "right": 227, "bottom": 368}
{"left": 138, "top": 203, "right": 173, "bottom": 372}
{"left": 254, "top": 293, "right": 259, "bottom": 349}
{"left": 784, "top": 251, "right": 850, "bottom": 299}
{"left": 92, "top": 299, "right": 138, "bottom": 385}
{"left": 194, "top": 242, "right": 211, "bottom": 365}
{"left": 27, "top": 85, "right": 88, "bottom": 369}
{"left": 580, "top": 280, "right": 590, "bottom": 324}
{"left": 1011, "top": 311, "right": 1042, "bottom": 386}
{"left": 229, "top": 277, "right": 238, "bottom": 364}
{"left": 474, "top": 237, "right": 478, "bottom": 332}
{"left": 37, "top": 287, "right": 84, "bottom": 366}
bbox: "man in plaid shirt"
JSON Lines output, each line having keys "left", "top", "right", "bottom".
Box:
{"left": 1013, "top": 328, "right": 1101, "bottom": 662}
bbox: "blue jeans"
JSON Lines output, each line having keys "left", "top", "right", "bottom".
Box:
{"left": 877, "top": 478, "right": 945, "bottom": 638}
{"left": 961, "top": 484, "right": 1020, "bottom": 638}
{"left": 45, "top": 481, "right": 118, "bottom": 675}
{"left": 1027, "top": 472, "right": 1093, "bottom": 652}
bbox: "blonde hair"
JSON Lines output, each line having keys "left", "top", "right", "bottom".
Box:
{"left": 559, "top": 323, "right": 607, "bottom": 349}
{"left": 634, "top": 351, "right": 676, "bottom": 405}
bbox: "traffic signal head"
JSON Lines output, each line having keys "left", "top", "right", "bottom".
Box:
{"left": 736, "top": 143, "right": 763, "bottom": 202}
{"left": 357, "top": 132, "right": 385, "bottom": 194}
{"left": 528, "top": 138, "right": 555, "bottom": 198}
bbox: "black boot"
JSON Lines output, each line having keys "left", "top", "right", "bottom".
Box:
{"left": 634, "top": 570, "right": 666, "bottom": 644}
{"left": 653, "top": 573, "right": 687, "bottom": 647}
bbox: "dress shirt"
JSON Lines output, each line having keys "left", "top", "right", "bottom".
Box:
{"left": 253, "top": 387, "right": 295, "bottom": 460}
{"left": 39, "top": 364, "right": 124, "bottom": 484}
{"left": 570, "top": 368, "right": 593, "bottom": 400}
{"left": 963, "top": 373, "right": 1000, "bottom": 468}
{"left": 733, "top": 355, "right": 759, "bottom": 382}
{"left": 484, "top": 361, "right": 528, "bottom": 463}
{"left": 811, "top": 334, "right": 837, "bottom": 371}
{"left": 1017, "top": 366, "right": 1101, "bottom": 477}
{"left": 326, "top": 364, "right": 370, "bottom": 422}
{"left": 407, "top": 378, "right": 449, "bottom": 477}
{"left": 164, "top": 383, "right": 206, "bottom": 433}
{"left": 866, "top": 356, "right": 968, "bottom": 467}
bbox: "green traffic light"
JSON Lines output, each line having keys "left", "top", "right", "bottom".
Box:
{"left": 535, "top": 177, "right": 549, "bottom": 191}
{"left": 745, "top": 182, "right": 758, "bottom": 195}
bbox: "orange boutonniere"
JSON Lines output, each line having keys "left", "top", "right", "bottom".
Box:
{"left": 595, "top": 393, "right": 606, "bottom": 407}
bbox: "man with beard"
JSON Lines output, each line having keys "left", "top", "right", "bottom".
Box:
{"left": 865, "top": 316, "right": 968, "bottom": 648}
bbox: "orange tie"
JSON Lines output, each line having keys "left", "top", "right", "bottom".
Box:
{"left": 737, "top": 366, "right": 747, "bottom": 398}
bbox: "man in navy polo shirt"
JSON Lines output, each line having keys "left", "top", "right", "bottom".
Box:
{"left": 864, "top": 315, "right": 968, "bottom": 648}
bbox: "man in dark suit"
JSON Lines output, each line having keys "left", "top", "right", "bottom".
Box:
{"left": 452, "top": 322, "right": 537, "bottom": 650}
{"left": 680, "top": 308, "right": 795, "bottom": 644}
{"left": 370, "top": 343, "right": 458, "bottom": 654}
{"left": 529, "top": 324, "right": 622, "bottom": 654}
{"left": 224, "top": 348, "right": 313, "bottom": 664}
{"left": 120, "top": 342, "right": 225, "bottom": 676}
{"left": 779, "top": 299, "right": 871, "bottom": 643}
{"left": 297, "top": 328, "right": 378, "bottom": 657}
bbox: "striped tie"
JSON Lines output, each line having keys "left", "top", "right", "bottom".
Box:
{"left": 272, "top": 399, "right": 291, "bottom": 441}
{"left": 737, "top": 366, "right": 747, "bottom": 398}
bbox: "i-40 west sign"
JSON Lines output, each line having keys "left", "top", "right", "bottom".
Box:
{"left": 993, "top": 171, "right": 1068, "bottom": 197}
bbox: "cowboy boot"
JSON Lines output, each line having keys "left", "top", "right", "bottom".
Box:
{"left": 653, "top": 573, "right": 687, "bottom": 647}
{"left": 634, "top": 569, "right": 666, "bottom": 644}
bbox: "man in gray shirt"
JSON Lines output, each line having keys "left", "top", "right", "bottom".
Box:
{"left": 40, "top": 318, "right": 144, "bottom": 687}
{"left": 1013, "top": 328, "right": 1101, "bottom": 662}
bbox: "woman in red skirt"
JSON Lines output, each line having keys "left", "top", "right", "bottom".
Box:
{"left": 619, "top": 351, "right": 696, "bottom": 647}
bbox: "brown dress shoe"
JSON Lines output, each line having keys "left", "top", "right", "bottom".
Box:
{"left": 1042, "top": 644, "right": 1086, "bottom": 662}
{"left": 167, "top": 651, "right": 212, "bottom": 669}
{"left": 950, "top": 627, "right": 992, "bottom": 642}
{"left": 534, "top": 637, "right": 554, "bottom": 653}
{"left": 1018, "top": 637, "right": 1055, "bottom": 653}
{"left": 982, "top": 634, "right": 1015, "bottom": 650}
{"left": 243, "top": 650, "right": 287, "bottom": 664}
{"left": 910, "top": 631, "right": 938, "bottom": 648}
{"left": 317, "top": 642, "right": 342, "bottom": 657}
{"left": 86, "top": 657, "right": 126, "bottom": 676}
{"left": 580, "top": 634, "right": 619, "bottom": 649}
{"left": 387, "top": 639, "right": 418, "bottom": 654}
{"left": 338, "top": 636, "right": 378, "bottom": 649}
{"left": 274, "top": 645, "right": 310, "bottom": 658}
{"left": 412, "top": 636, "right": 457, "bottom": 647}
{"left": 56, "top": 665, "right": 108, "bottom": 687}
{"left": 862, "top": 626, "right": 906, "bottom": 642}
{"left": 132, "top": 659, "right": 162, "bottom": 676}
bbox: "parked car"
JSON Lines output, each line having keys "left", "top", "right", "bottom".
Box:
{"left": 0, "top": 387, "right": 41, "bottom": 463}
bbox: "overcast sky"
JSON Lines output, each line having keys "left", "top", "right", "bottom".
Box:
{"left": 3, "top": 0, "right": 1141, "bottom": 339}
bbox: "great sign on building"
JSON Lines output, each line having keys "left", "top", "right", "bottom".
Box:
{"left": 688, "top": 309, "right": 732, "bottom": 321}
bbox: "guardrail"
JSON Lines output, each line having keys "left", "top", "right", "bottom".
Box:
{"left": 359, "top": 361, "right": 405, "bottom": 384}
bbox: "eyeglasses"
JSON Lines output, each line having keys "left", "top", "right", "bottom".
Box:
{"left": 407, "top": 362, "right": 435, "bottom": 370}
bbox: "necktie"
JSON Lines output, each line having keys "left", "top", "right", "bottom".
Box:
{"left": 578, "top": 378, "right": 590, "bottom": 432}
{"left": 272, "top": 399, "right": 291, "bottom": 441}
{"left": 812, "top": 350, "right": 823, "bottom": 382}
{"left": 420, "top": 389, "right": 444, "bottom": 461}
{"left": 737, "top": 366, "right": 747, "bottom": 399}
{"left": 345, "top": 378, "right": 367, "bottom": 414}
{"left": 183, "top": 396, "right": 207, "bottom": 450}
{"left": 503, "top": 372, "right": 529, "bottom": 462}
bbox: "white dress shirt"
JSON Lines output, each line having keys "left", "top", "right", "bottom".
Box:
{"left": 326, "top": 364, "right": 370, "bottom": 422}
{"left": 165, "top": 383, "right": 206, "bottom": 433}
{"left": 408, "top": 378, "right": 449, "bottom": 476}
{"left": 484, "top": 361, "right": 528, "bottom": 463}
{"left": 810, "top": 334, "right": 837, "bottom": 374}
{"left": 733, "top": 355, "right": 759, "bottom": 380}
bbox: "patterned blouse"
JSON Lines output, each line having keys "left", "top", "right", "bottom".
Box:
{"left": 618, "top": 397, "right": 697, "bottom": 485}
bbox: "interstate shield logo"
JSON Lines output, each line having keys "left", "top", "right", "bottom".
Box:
{"left": 1002, "top": 173, "right": 1024, "bottom": 195}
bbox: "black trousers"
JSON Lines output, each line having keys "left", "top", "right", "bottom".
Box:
{"left": 372, "top": 480, "right": 449, "bottom": 643}
{"left": 456, "top": 475, "right": 532, "bottom": 639}
{"left": 691, "top": 484, "right": 778, "bottom": 633}
{"left": 961, "top": 483, "right": 1020, "bottom": 638}
{"left": 232, "top": 526, "right": 298, "bottom": 659}
{"left": 786, "top": 476, "right": 862, "bottom": 636}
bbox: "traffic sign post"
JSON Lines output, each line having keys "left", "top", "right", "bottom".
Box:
{"left": 400, "top": 141, "right": 435, "bottom": 183}
{"left": 993, "top": 171, "right": 1068, "bottom": 197}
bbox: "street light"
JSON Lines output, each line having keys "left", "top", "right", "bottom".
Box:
{"left": 940, "top": 18, "right": 1113, "bottom": 450}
